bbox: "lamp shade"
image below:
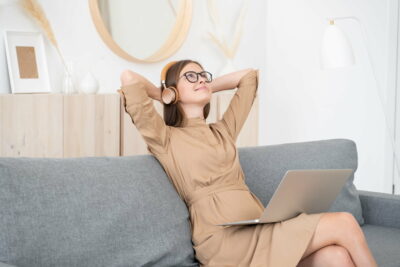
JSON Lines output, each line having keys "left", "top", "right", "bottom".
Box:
{"left": 321, "top": 22, "right": 355, "bottom": 69}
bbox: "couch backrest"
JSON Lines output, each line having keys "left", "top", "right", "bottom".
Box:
{"left": 239, "top": 138, "right": 363, "bottom": 225}
{"left": 0, "top": 155, "right": 198, "bottom": 267}
{"left": 0, "top": 138, "right": 362, "bottom": 267}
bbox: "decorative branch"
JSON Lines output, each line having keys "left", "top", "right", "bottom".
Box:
{"left": 206, "top": 0, "right": 250, "bottom": 60}
{"left": 230, "top": 0, "right": 249, "bottom": 58}
{"left": 167, "top": 0, "right": 177, "bottom": 17}
{"left": 19, "top": 0, "right": 69, "bottom": 75}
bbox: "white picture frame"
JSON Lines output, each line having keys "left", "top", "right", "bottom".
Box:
{"left": 4, "top": 30, "right": 51, "bottom": 94}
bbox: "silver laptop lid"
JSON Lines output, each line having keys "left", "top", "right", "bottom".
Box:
{"left": 259, "top": 169, "right": 354, "bottom": 223}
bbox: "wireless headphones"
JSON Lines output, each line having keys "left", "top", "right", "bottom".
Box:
{"left": 160, "top": 61, "right": 179, "bottom": 105}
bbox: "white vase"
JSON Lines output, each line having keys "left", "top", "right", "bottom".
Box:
{"left": 62, "top": 62, "right": 77, "bottom": 94}
{"left": 79, "top": 72, "right": 99, "bottom": 94}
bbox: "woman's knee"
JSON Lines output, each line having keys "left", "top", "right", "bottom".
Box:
{"left": 301, "top": 212, "right": 362, "bottom": 259}
{"left": 335, "top": 212, "right": 358, "bottom": 225}
{"left": 326, "top": 211, "right": 365, "bottom": 247}
{"left": 335, "top": 212, "right": 363, "bottom": 234}
{"left": 312, "top": 212, "right": 361, "bottom": 245}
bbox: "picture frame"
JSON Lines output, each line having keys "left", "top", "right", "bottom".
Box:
{"left": 4, "top": 30, "right": 51, "bottom": 94}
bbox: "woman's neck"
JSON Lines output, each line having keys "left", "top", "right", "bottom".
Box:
{"left": 180, "top": 104, "right": 205, "bottom": 119}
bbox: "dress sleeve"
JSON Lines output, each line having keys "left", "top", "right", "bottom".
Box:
{"left": 216, "top": 69, "right": 259, "bottom": 142}
{"left": 120, "top": 81, "right": 171, "bottom": 155}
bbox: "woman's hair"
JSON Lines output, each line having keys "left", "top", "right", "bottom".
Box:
{"left": 161, "top": 59, "right": 211, "bottom": 127}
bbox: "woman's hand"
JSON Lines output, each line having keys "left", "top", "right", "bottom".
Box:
{"left": 119, "top": 70, "right": 163, "bottom": 103}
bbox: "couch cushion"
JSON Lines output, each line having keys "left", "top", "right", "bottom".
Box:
{"left": 361, "top": 224, "right": 400, "bottom": 267}
{"left": 0, "top": 156, "right": 198, "bottom": 267}
{"left": 238, "top": 138, "right": 364, "bottom": 225}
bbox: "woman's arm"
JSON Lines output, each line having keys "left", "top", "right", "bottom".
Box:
{"left": 210, "top": 68, "right": 254, "bottom": 93}
{"left": 120, "top": 70, "right": 162, "bottom": 102}
{"left": 213, "top": 69, "right": 259, "bottom": 141}
{"left": 118, "top": 70, "right": 170, "bottom": 155}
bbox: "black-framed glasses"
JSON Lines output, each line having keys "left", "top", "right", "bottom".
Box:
{"left": 180, "top": 71, "right": 213, "bottom": 83}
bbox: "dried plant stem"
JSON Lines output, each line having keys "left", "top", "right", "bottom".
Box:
{"left": 206, "top": 0, "right": 249, "bottom": 60}
{"left": 20, "top": 0, "right": 70, "bottom": 76}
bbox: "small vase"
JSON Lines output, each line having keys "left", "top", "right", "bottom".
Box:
{"left": 79, "top": 72, "right": 99, "bottom": 94}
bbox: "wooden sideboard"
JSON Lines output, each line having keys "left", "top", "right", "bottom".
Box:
{"left": 0, "top": 92, "right": 258, "bottom": 157}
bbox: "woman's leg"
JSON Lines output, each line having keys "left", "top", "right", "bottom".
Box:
{"left": 297, "top": 245, "right": 355, "bottom": 267}
{"left": 299, "top": 212, "right": 377, "bottom": 267}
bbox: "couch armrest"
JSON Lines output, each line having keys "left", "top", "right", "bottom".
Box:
{"left": 359, "top": 190, "right": 400, "bottom": 229}
{"left": 0, "top": 263, "right": 18, "bottom": 267}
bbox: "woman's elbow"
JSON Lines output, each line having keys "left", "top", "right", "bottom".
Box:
{"left": 120, "top": 69, "right": 141, "bottom": 85}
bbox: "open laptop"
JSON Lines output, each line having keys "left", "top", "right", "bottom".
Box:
{"left": 216, "top": 169, "right": 354, "bottom": 226}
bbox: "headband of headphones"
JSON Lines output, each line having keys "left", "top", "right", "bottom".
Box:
{"left": 160, "top": 61, "right": 178, "bottom": 88}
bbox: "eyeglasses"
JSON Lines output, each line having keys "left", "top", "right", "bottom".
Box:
{"left": 180, "top": 71, "right": 213, "bottom": 83}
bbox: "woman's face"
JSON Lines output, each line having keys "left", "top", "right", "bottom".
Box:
{"left": 176, "top": 63, "right": 212, "bottom": 106}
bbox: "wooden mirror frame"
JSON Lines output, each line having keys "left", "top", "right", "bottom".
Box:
{"left": 88, "top": 0, "right": 193, "bottom": 63}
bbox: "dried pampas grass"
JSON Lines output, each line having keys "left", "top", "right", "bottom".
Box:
{"left": 207, "top": 0, "right": 250, "bottom": 59}
{"left": 20, "top": 0, "right": 68, "bottom": 74}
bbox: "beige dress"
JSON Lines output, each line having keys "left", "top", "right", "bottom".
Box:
{"left": 120, "top": 70, "right": 323, "bottom": 267}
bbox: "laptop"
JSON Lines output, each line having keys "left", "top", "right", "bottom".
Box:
{"left": 215, "top": 169, "right": 354, "bottom": 226}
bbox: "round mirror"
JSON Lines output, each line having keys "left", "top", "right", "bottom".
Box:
{"left": 89, "top": 0, "right": 192, "bottom": 63}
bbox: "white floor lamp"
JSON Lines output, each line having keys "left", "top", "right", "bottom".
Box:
{"left": 321, "top": 16, "right": 398, "bottom": 193}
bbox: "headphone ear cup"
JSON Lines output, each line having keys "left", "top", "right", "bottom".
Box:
{"left": 162, "top": 86, "right": 179, "bottom": 104}
{"left": 170, "top": 87, "right": 179, "bottom": 104}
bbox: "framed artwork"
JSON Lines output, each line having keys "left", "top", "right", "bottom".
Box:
{"left": 4, "top": 30, "right": 51, "bottom": 94}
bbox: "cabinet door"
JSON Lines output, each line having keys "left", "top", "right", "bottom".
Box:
{"left": 0, "top": 94, "right": 63, "bottom": 157}
{"left": 216, "top": 92, "right": 258, "bottom": 147}
{"left": 63, "top": 94, "right": 120, "bottom": 157}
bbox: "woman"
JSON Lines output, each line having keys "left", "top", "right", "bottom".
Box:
{"left": 117, "top": 59, "right": 377, "bottom": 267}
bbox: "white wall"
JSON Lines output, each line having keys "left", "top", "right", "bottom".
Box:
{"left": 264, "top": 0, "right": 396, "bottom": 194}
{"left": 0, "top": 0, "right": 266, "bottom": 93}
{"left": 0, "top": 0, "right": 397, "bottom": 194}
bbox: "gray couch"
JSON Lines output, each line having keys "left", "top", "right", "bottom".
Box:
{"left": 0, "top": 138, "right": 399, "bottom": 267}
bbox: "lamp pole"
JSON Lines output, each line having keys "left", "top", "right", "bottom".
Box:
{"left": 326, "top": 16, "right": 398, "bottom": 193}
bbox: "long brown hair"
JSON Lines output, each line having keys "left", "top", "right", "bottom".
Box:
{"left": 161, "top": 59, "right": 211, "bottom": 127}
